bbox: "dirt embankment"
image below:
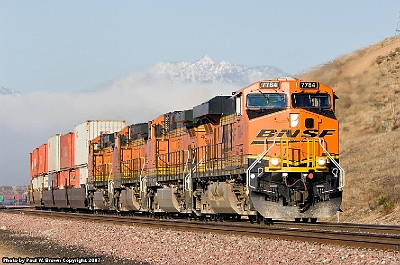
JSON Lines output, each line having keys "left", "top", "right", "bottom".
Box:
{"left": 300, "top": 36, "right": 400, "bottom": 224}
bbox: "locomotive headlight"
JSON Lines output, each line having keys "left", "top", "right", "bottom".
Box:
{"left": 290, "top": 113, "right": 299, "bottom": 127}
{"left": 269, "top": 157, "right": 282, "bottom": 169}
{"left": 270, "top": 158, "right": 280, "bottom": 166}
{"left": 316, "top": 156, "right": 327, "bottom": 168}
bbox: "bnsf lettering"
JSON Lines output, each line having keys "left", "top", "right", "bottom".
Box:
{"left": 256, "top": 129, "right": 275, "bottom": 138}
{"left": 302, "top": 129, "right": 318, "bottom": 137}
{"left": 255, "top": 129, "right": 336, "bottom": 138}
{"left": 318, "top": 129, "right": 336, "bottom": 137}
{"left": 278, "top": 129, "right": 300, "bottom": 137}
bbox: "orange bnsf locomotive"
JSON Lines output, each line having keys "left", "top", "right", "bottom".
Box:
{"left": 29, "top": 77, "right": 344, "bottom": 223}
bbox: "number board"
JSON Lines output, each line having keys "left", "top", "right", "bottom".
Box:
{"left": 300, "top": 82, "right": 319, "bottom": 89}
{"left": 260, "top": 81, "right": 279, "bottom": 89}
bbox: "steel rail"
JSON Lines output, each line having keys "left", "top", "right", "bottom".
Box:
{"left": 2, "top": 208, "right": 399, "bottom": 251}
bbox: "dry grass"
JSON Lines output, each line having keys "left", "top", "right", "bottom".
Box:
{"left": 299, "top": 36, "right": 400, "bottom": 224}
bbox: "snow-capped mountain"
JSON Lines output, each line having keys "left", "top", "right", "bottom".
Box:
{"left": 116, "top": 55, "right": 289, "bottom": 87}
{"left": 0, "top": 85, "right": 21, "bottom": 96}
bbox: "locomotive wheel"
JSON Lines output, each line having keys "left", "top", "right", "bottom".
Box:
{"left": 249, "top": 215, "right": 256, "bottom": 224}
{"left": 219, "top": 215, "right": 224, "bottom": 222}
{"left": 257, "top": 214, "right": 263, "bottom": 224}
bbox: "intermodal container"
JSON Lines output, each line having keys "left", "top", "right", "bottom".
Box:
{"left": 3, "top": 199, "right": 14, "bottom": 205}
{"left": 4, "top": 194, "right": 14, "bottom": 200}
{"left": 74, "top": 120, "right": 125, "bottom": 167}
{"left": 0, "top": 194, "right": 4, "bottom": 202}
{"left": 43, "top": 175, "right": 49, "bottom": 189}
{"left": 51, "top": 172, "right": 59, "bottom": 189}
{"left": 48, "top": 134, "right": 61, "bottom": 173}
{"left": 60, "top": 132, "right": 75, "bottom": 170}
{"left": 76, "top": 166, "right": 88, "bottom": 186}
{"left": 68, "top": 169, "right": 78, "bottom": 187}
{"left": 15, "top": 194, "right": 28, "bottom": 203}
{"left": 38, "top": 143, "right": 48, "bottom": 175}
{"left": 59, "top": 170, "right": 69, "bottom": 188}
{"left": 32, "top": 176, "right": 38, "bottom": 190}
{"left": 47, "top": 174, "right": 53, "bottom": 189}
{"left": 30, "top": 148, "right": 39, "bottom": 179}
{"left": 32, "top": 175, "right": 44, "bottom": 190}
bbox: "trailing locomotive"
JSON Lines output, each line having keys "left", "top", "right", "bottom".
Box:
{"left": 29, "top": 77, "right": 344, "bottom": 223}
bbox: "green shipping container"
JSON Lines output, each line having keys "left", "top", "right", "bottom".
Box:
{"left": 0, "top": 195, "right": 4, "bottom": 203}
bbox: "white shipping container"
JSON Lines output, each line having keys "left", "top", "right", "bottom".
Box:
{"left": 47, "top": 174, "right": 52, "bottom": 190}
{"left": 48, "top": 134, "right": 61, "bottom": 173}
{"left": 78, "top": 166, "right": 89, "bottom": 185}
{"left": 39, "top": 175, "right": 44, "bottom": 189}
{"left": 43, "top": 175, "right": 49, "bottom": 189}
{"left": 32, "top": 175, "right": 45, "bottom": 190}
{"left": 31, "top": 178, "right": 37, "bottom": 190}
{"left": 74, "top": 120, "right": 126, "bottom": 167}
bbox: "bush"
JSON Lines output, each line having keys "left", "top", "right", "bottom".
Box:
{"left": 376, "top": 192, "right": 395, "bottom": 214}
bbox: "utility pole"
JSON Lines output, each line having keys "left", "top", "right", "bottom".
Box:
{"left": 396, "top": 11, "right": 400, "bottom": 35}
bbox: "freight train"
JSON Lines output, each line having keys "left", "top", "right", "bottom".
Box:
{"left": 29, "top": 77, "right": 345, "bottom": 223}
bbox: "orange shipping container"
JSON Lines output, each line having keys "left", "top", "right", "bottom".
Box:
{"left": 57, "top": 169, "right": 79, "bottom": 188}
{"left": 30, "top": 148, "right": 39, "bottom": 179}
{"left": 51, "top": 172, "right": 59, "bottom": 189}
{"left": 60, "top": 132, "right": 75, "bottom": 170}
{"left": 70, "top": 169, "right": 80, "bottom": 188}
{"left": 58, "top": 170, "right": 69, "bottom": 189}
{"left": 38, "top": 144, "right": 48, "bottom": 175}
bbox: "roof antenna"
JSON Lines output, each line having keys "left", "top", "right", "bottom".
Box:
{"left": 396, "top": 11, "right": 400, "bottom": 35}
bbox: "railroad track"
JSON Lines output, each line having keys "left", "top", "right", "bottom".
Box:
{"left": 3, "top": 208, "right": 400, "bottom": 251}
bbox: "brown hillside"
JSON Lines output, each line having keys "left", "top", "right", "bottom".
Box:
{"left": 299, "top": 36, "right": 400, "bottom": 224}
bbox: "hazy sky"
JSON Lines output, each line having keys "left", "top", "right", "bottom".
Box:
{"left": 1, "top": 1, "right": 400, "bottom": 186}
{"left": 1, "top": 0, "right": 399, "bottom": 93}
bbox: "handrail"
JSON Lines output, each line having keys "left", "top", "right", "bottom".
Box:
{"left": 139, "top": 157, "right": 146, "bottom": 193}
{"left": 184, "top": 150, "right": 206, "bottom": 192}
{"left": 182, "top": 150, "right": 190, "bottom": 190}
{"left": 246, "top": 137, "right": 278, "bottom": 194}
{"left": 318, "top": 138, "right": 345, "bottom": 189}
{"left": 107, "top": 163, "right": 113, "bottom": 195}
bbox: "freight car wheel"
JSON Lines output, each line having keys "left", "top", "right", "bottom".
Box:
{"left": 310, "top": 218, "right": 317, "bottom": 223}
{"left": 264, "top": 218, "right": 273, "bottom": 225}
{"left": 294, "top": 218, "right": 301, "bottom": 223}
{"left": 302, "top": 218, "right": 309, "bottom": 223}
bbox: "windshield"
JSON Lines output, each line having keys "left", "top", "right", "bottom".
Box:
{"left": 292, "top": 93, "right": 331, "bottom": 109}
{"left": 246, "top": 93, "right": 286, "bottom": 109}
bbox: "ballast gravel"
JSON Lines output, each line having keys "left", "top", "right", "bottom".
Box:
{"left": 0, "top": 212, "right": 399, "bottom": 264}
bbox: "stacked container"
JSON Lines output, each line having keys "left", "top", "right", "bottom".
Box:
{"left": 74, "top": 120, "right": 126, "bottom": 185}
{"left": 60, "top": 132, "right": 77, "bottom": 187}
{"left": 38, "top": 144, "right": 48, "bottom": 189}
{"left": 28, "top": 120, "right": 126, "bottom": 209}
{"left": 48, "top": 134, "right": 61, "bottom": 175}
{"left": 29, "top": 145, "right": 46, "bottom": 188}
{"left": 3, "top": 194, "right": 14, "bottom": 205}
{"left": 30, "top": 148, "right": 39, "bottom": 180}
{"left": 15, "top": 194, "right": 28, "bottom": 204}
